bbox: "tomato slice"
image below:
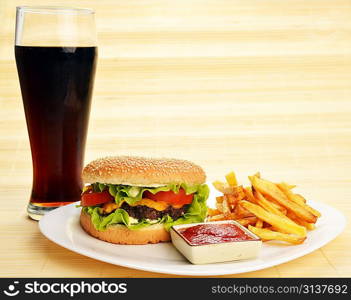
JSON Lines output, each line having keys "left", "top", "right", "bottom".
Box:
{"left": 81, "top": 190, "right": 114, "bottom": 206}
{"left": 143, "top": 188, "right": 193, "bottom": 205}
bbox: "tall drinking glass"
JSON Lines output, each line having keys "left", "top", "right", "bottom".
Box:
{"left": 14, "top": 6, "right": 97, "bottom": 220}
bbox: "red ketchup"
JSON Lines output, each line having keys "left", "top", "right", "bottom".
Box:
{"left": 178, "top": 223, "right": 254, "bottom": 245}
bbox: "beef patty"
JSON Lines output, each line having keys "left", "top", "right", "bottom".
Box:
{"left": 120, "top": 202, "right": 188, "bottom": 220}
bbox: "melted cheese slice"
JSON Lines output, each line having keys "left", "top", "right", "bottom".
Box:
{"left": 102, "top": 198, "right": 184, "bottom": 213}
{"left": 102, "top": 202, "right": 118, "bottom": 214}
{"left": 129, "top": 199, "right": 169, "bottom": 211}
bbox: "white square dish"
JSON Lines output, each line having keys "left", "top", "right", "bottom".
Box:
{"left": 170, "top": 220, "right": 262, "bottom": 264}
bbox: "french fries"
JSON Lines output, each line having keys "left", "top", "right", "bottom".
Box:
{"left": 243, "top": 187, "right": 256, "bottom": 203}
{"left": 225, "top": 171, "right": 238, "bottom": 187}
{"left": 286, "top": 211, "right": 316, "bottom": 230}
{"left": 249, "top": 176, "right": 317, "bottom": 223}
{"left": 277, "top": 183, "right": 321, "bottom": 218}
{"left": 215, "top": 202, "right": 223, "bottom": 212}
{"left": 241, "top": 201, "right": 306, "bottom": 237}
{"left": 295, "top": 194, "right": 306, "bottom": 203}
{"left": 236, "top": 217, "right": 257, "bottom": 227}
{"left": 280, "top": 182, "right": 296, "bottom": 190}
{"left": 221, "top": 196, "right": 230, "bottom": 214}
{"left": 208, "top": 171, "right": 321, "bottom": 245}
{"left": 216, "top": 196, "right": 224, "bottom": 203}
{"left": 248, "top": 226, "right": 306, "bottom": 245}
{"left": 233, "top": 202, "right": 254, "bottom": 219}
{"left": 212, "top": 181, "right": 233, "bottom": 194}
{"left": 255, "top": 219, "right": 263, "bottom": 228}
{"left": 253, "top": 189, "right": 287, "bottom": 218}
{"left": 208, "top": 214, "right": 226, "bottom": 221}
{"left": 207, "top": 208, "right": 221, "bottom": 217}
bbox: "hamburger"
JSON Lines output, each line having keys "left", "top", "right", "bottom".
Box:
{"left": 79, "top": 156, "right": 209, "bottom": 244}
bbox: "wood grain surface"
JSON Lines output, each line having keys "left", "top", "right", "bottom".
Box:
{"left": 0, "top": 0, "right": 350, "bottom": 277}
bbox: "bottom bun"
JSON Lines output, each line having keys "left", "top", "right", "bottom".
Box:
{"left": 80, "top": 210, "right": 170, "bottom": 245}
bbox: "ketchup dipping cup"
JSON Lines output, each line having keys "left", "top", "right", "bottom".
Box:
{"left": 170, "top": 220, "right": 262, "bottom": 264}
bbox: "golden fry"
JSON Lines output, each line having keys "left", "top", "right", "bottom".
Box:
{"left": 243, "top": 187, "right": 256, "bottom": 203}
{"left": 234, "top": 201, "right": 254, "bottom": 218}
{"left": 231, "top": 186, "right": 246, "bottom": 201}
{"left": 296, "top": 219, "right": 316, "bottom": 230}
{"left": 304, "top": 223, "right": 316, "bottom": 230}
{"left": 286, "top": 211, "right": 316, "bottom": 230}
{"left": 213, "top": 180, "right": 225, "bottom": 192}
{"left": 277, "top": 183, "right": 321, "bottom": 218}
{"left": 241, "top": 200, "right": 307, "bottom": 237}
{"left": 295, "top": 194, "right": 307, "bottom": 203}
{"left": 207, "top": 208, "right": 221, "bottom": 216}
{"left": 253, "top": 172, "right": 261, "bottom": 178}
{"left": 253, "top": 189, "right": 287, "bottom": 218}
{"left": 280, "top": 182, "right": 296, "bottom": 190}
{"left": 223, "top": 194, "right": 241, "bottom": 205}
{"left": 212, "top": 180, "right": 234, "bottom": 194}
{"left": 222, "top": 196, "right": 230, "bottom": 214}
{"left": 277, "top": 183, "right": 305, "bottom": 206}
{"left": 216, "top": 202, "right": 223, "bottom": 212}
{"left": 225, "top": 171, "right": 238, "bottom": 187}
{"left": 264, "top": 197, "right": 287, "bottom": 214}
{"left": 248, "top": 226, "right": 306, "bottom": 245}
{"left": 224, "top": 212, "right": 238, "bottom": 219}
{"left": 255, "top": 219, "right": 263, "bottom": 228}
{"left": 236, "top": 217, "right": 257, "bottom": 227}
{"left": 208, "top": 214, "right": 226, "bottom": 221}
{"left": 249, "top": 176, "right": 317, "bottom": 223}
{"left": 216, "top": 196, "right": 224, "bottom": 203}
{"left": 224, "top": 194, "right": 235, "bottom": 205}
{"left": 278, "top": 184, "right": 321, "bottom": 218}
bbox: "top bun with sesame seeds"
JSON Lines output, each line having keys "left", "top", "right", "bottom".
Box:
{"left": 82, "top": 156, "right": 206, "bottom": 187}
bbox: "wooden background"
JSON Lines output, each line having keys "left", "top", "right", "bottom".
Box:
{"left": 0, "top": 0, "right": 350, "bottom": 277}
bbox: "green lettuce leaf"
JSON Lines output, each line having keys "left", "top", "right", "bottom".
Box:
{"left": 91, "top": 182, "right": 203, "bottom": 207}
{"left": 163, "top": 183, "right": 209, "bottom": 230}
{"left": 84, "top": 183, "right": 209, "bottom": 231}
{"left": 83, "top": 206, "right": 161, "bottom": 231}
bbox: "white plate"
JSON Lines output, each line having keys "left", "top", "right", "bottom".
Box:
{"left": 39, "top": 200, "right": 346, "bottom": 276}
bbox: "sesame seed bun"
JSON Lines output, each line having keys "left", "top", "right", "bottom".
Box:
{"left": 82, "top": 156, "right": 206, "bottom": 186}
{"left": 80, "top": 210, "right": 170, "bottom": 244}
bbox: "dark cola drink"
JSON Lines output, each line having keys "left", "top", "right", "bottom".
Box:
{"left": 15, "top": 46, "right": 97, "bottom": 209}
